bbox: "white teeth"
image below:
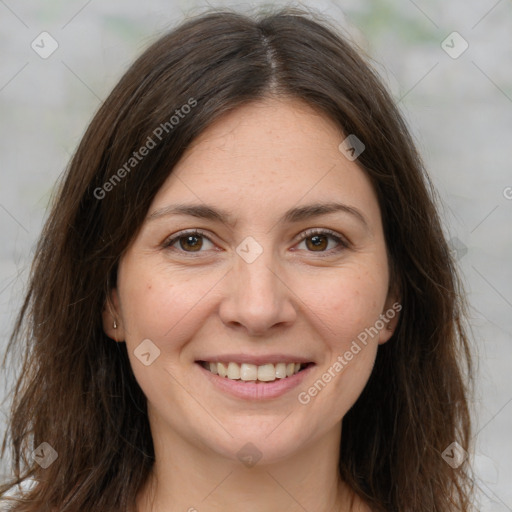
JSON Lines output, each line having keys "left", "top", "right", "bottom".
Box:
{"left": 257, "top": 363, "right": 276, "bottom": 382}
{"left": 240, "top": 363, "right": 258, "bottom": 381}
{"left": 275, "top": 363, "right": 287, "bottom": 379}
{"left": 217, "top": 362, "right": 228, "bottom": 378}
{"left": 227, "top": 362, "right": 240, "bottom": 380}
{"left": 202, "top": 361, "right": 306, "bottom": 381}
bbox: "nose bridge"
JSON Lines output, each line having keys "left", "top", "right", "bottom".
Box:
{"left": 239, "top": 245, "right": 279, "bottom": 301}
{"left": 219, "top": 234, "right": 296, "bottom": 335}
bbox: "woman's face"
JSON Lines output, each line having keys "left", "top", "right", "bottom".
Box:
{"left": 105, "top": 98, "right": 398, "bottom": 464}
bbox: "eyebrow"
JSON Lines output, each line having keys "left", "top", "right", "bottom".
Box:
{"left": 146, "top": 201, "right": 369, "bottom": 230}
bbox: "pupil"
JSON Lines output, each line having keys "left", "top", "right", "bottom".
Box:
{"left": 178, "top": 234, "right": 328, "bottom": 252}
{"left": 308, "top": 235, "right": 327, "bottom": 251}
{"left": 182, "top": 235, "right": 202, "bottom": 251}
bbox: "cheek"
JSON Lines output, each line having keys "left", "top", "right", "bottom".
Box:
{"left": 303, "top": 265, "right": 389, "bottom": 344}
{"left": 117, "top": 263, "right": 211, "bottom": 401}
{"left": 118, "top": 261, "right": 217, "bottom": 343}
{"left": 296, "top": 265, "right": 388, "bottom": 414}
{"left": 294, "top": 270, "right": 384, "bottom": 419}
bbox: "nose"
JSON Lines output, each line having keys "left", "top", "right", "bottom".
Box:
{"left": 218, "top": 243, "right": 297, "bottom": 337}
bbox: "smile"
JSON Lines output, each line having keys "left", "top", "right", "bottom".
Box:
{"left": 199, "top": 361, "right": 310, "bottom": 382}
{"left": 196, "top": 360, "right": 315, "bottom": 400}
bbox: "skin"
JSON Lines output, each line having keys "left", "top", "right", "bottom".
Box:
{"left": 103, "top": 97, "right": 400, "bottom": 512}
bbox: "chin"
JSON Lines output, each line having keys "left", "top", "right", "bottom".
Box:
{"left": 199, "top": 419, "right": 313, "bottom": 467}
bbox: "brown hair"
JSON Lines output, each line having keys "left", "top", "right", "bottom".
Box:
{"left": 1, "top": 7, "right": 474, "bottom": 511}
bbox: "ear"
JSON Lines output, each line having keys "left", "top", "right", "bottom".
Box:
{"left": 102, "top": 288, "right": 125, "bottom": 342}
{"left": 377, "top": 288, "right": 402, "bottom": 345}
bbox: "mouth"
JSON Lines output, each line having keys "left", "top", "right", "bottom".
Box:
{"left": 197, "top": 360, "right": 313, "bottom": 382}
{"left": 195, "top": 359, "right": 315, "bottom": 400}
{"left": 196, "top": 361, "right": 314, "bottom": 382}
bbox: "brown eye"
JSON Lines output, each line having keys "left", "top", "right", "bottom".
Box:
{"left": 179, "top": 234, "right": 203, "bottom": 252}
{"left": 163, "top": 230, "right": 215, "bottom": 254}
{"left": 305, "top": 234, "right": 329, "bottom": 251}
{"left": 296, "top": 229, "right": 348, "bottom": 255}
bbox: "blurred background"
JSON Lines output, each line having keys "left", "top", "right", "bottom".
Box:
{"left": 0, "top": 0, "right": 511, "bottom": 509}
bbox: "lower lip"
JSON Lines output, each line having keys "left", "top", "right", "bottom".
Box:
{"left": 196, "top": 362, "right": 314, "bottom": 400}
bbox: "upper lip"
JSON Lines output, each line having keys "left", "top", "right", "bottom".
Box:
{"left": 196, "top": 354, "right": 314, "bottom": 366}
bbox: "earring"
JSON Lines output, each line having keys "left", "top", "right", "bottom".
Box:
{"left": 113, "top": 320, "right": 117, "bottom": 329}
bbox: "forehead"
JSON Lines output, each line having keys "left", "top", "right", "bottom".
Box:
{"left": 177, "top": 98, "right": 344, "bottom": 176}
{"left": 150, "top": 98, "right": 381, "bottom": 228}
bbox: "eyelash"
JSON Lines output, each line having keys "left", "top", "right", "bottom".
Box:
{"left": 162, "top": 228, "right": 349, "bottom": 257}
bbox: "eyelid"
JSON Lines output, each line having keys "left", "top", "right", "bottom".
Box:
{"left": 162, "top": 228, "right": 349, "bottom": 255}
{"left": 162, "top": 229, "right": 214, "bottom": 252}
{"left": 296, "top": 228, "right": 349, "bottom": 246}
{"left": 292, "top": 228, "right": 349, "bottom": 256}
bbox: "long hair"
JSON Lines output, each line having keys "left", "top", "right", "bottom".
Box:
{"left": 1, "top": 7, "right": 474, "bottom": 511}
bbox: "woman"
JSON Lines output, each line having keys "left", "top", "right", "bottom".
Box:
{"left": 0, "top": 7, "right": 474, "bottom": 511}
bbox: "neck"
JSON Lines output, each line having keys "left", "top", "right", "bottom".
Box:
{"left": 136, "top": 419, "right": 363, "bottom": 512}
